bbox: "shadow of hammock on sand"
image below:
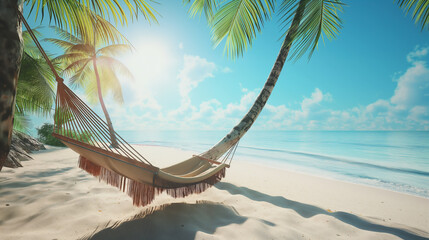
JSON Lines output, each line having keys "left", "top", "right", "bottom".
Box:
{"left": 215, "top": 182, "right": 429, "bottom": 240}
{"left": 79, "top": 201, "right": 273, "bottom": 240}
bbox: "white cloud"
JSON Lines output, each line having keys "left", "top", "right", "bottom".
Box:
{"left": 301, "top": 88, "right": 332, "bottom": 118}
{"left": 178, "top": 55, "right": 216, "bottom": 98}
{"left": 169, "top": 55, "right": 217, "bottom": 118}
{"left": 390, "top": 61, "right": 429, "bottom": 108}
{"left": 261, "top": 88, "right": 333, "bottom": 130}
{"left": 172, "top": 89, "right": 259, "bottom": 130}
{"left": 225, "top": 90, "right": 257, "bottom": 115}
{"left": 259, "top": 47, "right": 429, "bottom": 131}
{"left": 407, "top": 106, "right": 429, "bottom": 123}
{"left": 406, "top": 46, "right": 429, "bottom": 62}
{"left": 366, "top": 99, "right": 391, "bottom": 114}
{"left": 105, "top": 47, "right": 429, "bottom": 131}
{"left": 179, "top": 42, "right": 184, "bottom": 49}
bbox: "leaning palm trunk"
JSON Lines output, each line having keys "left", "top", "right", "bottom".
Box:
{"left": 0, "top": 1, "right": 23, "bottom": 171}
{"left": 92, "top": 58, "right": 119, "bottom": 148}
{"left": 202, "top": 0, "right": 307, "bottom": 160}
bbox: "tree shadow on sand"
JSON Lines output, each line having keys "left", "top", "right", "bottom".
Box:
{"left": 79, "top": 201, "right": 274, "bottom": 240}
{"left": 215, "top": 182, "right": 429, "bottom": 240}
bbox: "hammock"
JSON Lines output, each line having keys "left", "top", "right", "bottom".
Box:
{"left": 19, "top": 12, "right": 242, "bottom": 207}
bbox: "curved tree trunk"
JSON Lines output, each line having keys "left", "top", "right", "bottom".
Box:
{"left": 202, "top": 0, "right": 307, "bottom": 161}
{"left": 92, "top": 58, "right": 119, "bottom": 148}
{"left": 0, "top": 1, "right": 23, "bottom": 171}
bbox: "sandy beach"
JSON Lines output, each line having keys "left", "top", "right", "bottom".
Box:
{"left": 0, "top": 145, "right": 428, "bottom": 240}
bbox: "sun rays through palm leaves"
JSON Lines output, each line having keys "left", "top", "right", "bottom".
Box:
{"left": 46, "top": 26, "right": 134, "bottom": 147}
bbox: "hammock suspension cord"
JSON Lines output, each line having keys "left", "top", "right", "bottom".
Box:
{"left": 18, "top": 10, "right": 152, "bottom": 166}
{"left": 17, "top": 10, "right": 239, "bottom": 167}
{"left": 16, "top": 10, "right": 243, "bottom": 207}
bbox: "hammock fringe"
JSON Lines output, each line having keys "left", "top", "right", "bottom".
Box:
{"left": 78, "top": 156, "right": 226, "bottom": 207}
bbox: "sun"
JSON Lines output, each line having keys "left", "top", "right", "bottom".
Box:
{"left": 122, "top": 38, "right": 175, "bottom": 90}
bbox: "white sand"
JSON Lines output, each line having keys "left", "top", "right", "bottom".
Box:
{"left": 0, "top": 146, "right": 428, "bottom": 240}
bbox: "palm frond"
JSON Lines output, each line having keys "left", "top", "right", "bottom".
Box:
{"left": 13, "top": 113, "right": 31, "bottom": 133}
{"left": 396, "top": 0, "right": 429, "bottom": 30}
{"left": 96, "top": 44, "right": 133, "bottom": 57}
{"left": 24, "top": 0, "right": 148, "bottom": 45}
{"left": 68, "top": 44, "right": 95, "bottom": 54}
{"left": 211, "top": 0, "right": 275, "bottom": 58}
{"left": 97, "top": 56, "right": 134, "bottom": 81}
{"left": 53, "top": 52, "right": 89, "bottom": 65}
{"left": 22, "top": 29, "right": 47, "bottom": 57}
{"left": 22, "top": 28, "right": 42, "bottom": 45}
{"left": 68, "top": 63, "right": 93, "bottom": 88}
{"left": 49, "top": 26, "right": 83, "bottom": 44}
{"left": 99, "top": 68, "right": 124, "bottom": 104}
{"left": 49, "top": 28, "right": 131, "bottom": 107}
{"left": 279, "top": 0, "right": 344, "bottom": 60}
{"left": 44, "top": 38, "right": 77, "bottom": 51}
{"left": 82, "top": 77, "right": 100, "bottom": 104}
{"left": 62, "top": 58, "right": 92, "bottom": 78}
{"left": 16, "top": 52, "right": 56, "bottom": 116}
{"left": 184, "top": 0, "right": 219, "bottom": 22}
{"left": 92, "top": 14, "right": 131, "bottom": 46}
{"left": 82, "top": 68, "right": 124, "bottom": 105}
{"left": 83, "top": 0, "right": 159, "bottom": 24}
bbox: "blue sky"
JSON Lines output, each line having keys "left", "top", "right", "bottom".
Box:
{"left": 25, "top": 0, "right": 429, "bottom": 131}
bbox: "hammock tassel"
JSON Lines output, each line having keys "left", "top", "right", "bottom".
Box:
{"left": 78, "top": 156, "right": 226, "bottom": 207}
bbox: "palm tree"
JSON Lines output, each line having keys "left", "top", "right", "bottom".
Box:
{"left": 0, "top": 0, "right": 158, "bottom": 170}
{"left": 14, "top": 29, "right": 59, "bottom": 133}
{"left": 46, "top": 28, "right": 133, "bottom": 148}
{"left": 184, "top": 0, "right": 344, "bottom": 158}
{"left": 184, "top": 0, "right": 429, "bottom": 159}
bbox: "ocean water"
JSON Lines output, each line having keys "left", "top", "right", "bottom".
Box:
{"left": 118, "top": 130, "right": 429, "bottom": 198}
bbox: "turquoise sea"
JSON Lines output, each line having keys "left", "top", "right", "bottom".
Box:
{"left": 119, "top": 130, "right": 429, "bottom": 198}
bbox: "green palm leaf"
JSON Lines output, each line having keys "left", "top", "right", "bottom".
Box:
{"left": 100, "top": 68, "right": 124, "bottom": 104}
{"left": 97, "top": 44, "right": 134, "bottom": 57}
{"left": 44, "top": 38, "right": 76, "bottom": 51}
{"left": 13, "top": 113, "right": 31, "bottom": 133}
{"left": 397, "top": 0, "right": 429, "bottom": 30}
{"left": 16, "top": 52, "right": 56, "bottom": 116}
{"left": 184, "top": 0, "right": 219, "bottom": 22}
{"left": 15, "top": 30, "right": 59, "bottom": 121}
{"left": 189, "top": 0, "right": 344, "bottom": 60}
{"left": 48, "top": 26, "right": 83, "bottom": 44}
{"left": 22, "top": 28, "right": 46, "bottom": 57}
{"left": 25, "top": 0, "right": 155, "bottom": 45}
{"left": 97, "top": 56, "right": 134, "bottom": 81}
{"left": 52, "top": 52, "right": 88, "bottom": 63}
{"left": 91, "top": 14, "right": 132, "bottom": 45}
{"left": 50, "top": 28, "right": 133, "bottom": 106}
{"left": 68, "top": 63, "right": 93, "bottom": 88}
{"left": 68, "top": 44, "right": 95, "bottom": 54}
{"left": 280, "top": 0, "right": 344, "bottom": 60}
{"left": 63, "top": 58, "right": 92, "bottom": 78}
{"left": 210, "top": 0, "right": 275, "bottom": 58}
{"left": 84, "top": 67, "right": 125, "bottom": 104}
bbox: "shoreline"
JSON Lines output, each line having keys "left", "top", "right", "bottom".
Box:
{"left": 0, "top": 145, "right": 428, "bottom": 239}
{"left": 240, "top": 155, "right": 429, "bottom": 201}
{"left": 137, "top": 143, "right": 429, "bottom": 200}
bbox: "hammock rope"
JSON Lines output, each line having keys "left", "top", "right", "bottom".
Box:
{"left": 18, "top": 10, "right": 239, "bottom": 207}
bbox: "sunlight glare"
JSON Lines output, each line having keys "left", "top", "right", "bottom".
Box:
{"left": 123, "top": 39, "right": 175, "bottom": 91}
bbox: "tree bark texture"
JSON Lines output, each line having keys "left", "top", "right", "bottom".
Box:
{"left": 0, "top": 0, "right": 23, "bottom": 171}
{"left": 92, "top": 58, "right": 119, "bottom": 148}
{"left": 202, "top": 0, "right": 308, "bottom": 161}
